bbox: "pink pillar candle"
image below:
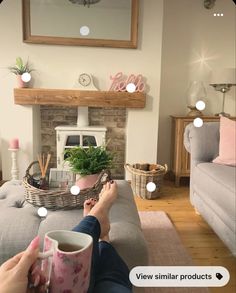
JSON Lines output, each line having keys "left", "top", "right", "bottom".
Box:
{"left": 9, "top": 138, "right": 19, "bottom": 149}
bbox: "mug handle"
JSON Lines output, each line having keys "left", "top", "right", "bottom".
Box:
{"left": 38, "top": 250, "right": 53, "bottom": 259}
{"left": 37, "top": 250, "right": 54, "bottom": 289}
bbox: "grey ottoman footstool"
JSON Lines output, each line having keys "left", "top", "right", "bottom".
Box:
{"left": 0, "top": 180, "right": 148, "bottom": 269}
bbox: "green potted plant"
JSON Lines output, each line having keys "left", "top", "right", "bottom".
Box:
{"left": 64, "top": 145, "right": 114, "bottom": 189}
{"left": 8, "top": 57, "right": 33, "bottom": 88}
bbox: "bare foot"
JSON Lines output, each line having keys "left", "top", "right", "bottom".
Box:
{"left": 83, "top": 198, "right": 97, "bottom": 217}
{"left": 88, "top": 181, "right": 117, "bottom": 239}
{"left": 100, "top": 235, "right": 110, "bottom": 242}
{"left": 98, "top": 181, "right": 118, "bottom": 211}
{"left": 84, "top": 198, "right": 110, "bottom": 242}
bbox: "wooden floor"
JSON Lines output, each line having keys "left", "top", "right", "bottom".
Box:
{"left": 134, "top": 180, "right": 236, "bottom": 293}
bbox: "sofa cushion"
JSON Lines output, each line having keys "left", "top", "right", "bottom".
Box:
{"left": 213, "top": 117, "right": 236, "bottom": 166}
{"left": 193, "top": 162, "right": 236, "bottom": 230}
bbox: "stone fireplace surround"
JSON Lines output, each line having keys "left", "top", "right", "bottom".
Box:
{"left": 41, "top": 106, "right": 126, "bottom": 179}
{"left": 13, "top": 88, "right": 146, "bottom": 180}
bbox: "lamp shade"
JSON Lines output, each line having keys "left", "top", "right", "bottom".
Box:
{"left": 210, "top": 68, "right": 236, "bottom": 85}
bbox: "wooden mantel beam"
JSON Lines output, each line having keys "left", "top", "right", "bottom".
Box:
{"left": 14, "top": 88, "right": 146, "bottom": 108}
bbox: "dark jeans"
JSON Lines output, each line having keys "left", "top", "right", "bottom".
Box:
{"left": 72, "top": 215, "right": 132, "bottom": 293}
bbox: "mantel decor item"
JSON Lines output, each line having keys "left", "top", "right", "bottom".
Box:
{"left": 64, "top": 145, "right": 114, "bottom": 190}
{"left": 186, "top": 81, "right": 207, "bottom": 116}
{"left": 109, "top": 72, "right": 146, "bottom": 92}
{"left": 210, "top": 68, "right": 236, "bottom": 117}
{"left": 8, "top": 57, "right": 33, "bottom": 88}
{"left": 23, "top": 161, "right": 111, "bottom": 209}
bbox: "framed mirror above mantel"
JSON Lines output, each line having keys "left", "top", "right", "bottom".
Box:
{"left": 22, "top": 0, "right": 139, "bottom": 48}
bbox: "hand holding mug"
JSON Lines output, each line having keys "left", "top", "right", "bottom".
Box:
{"left": 0, "top": 236, "right": 47, "bottom": 293}
{"left": 40, "top": 230, "right": 93, "bottom": 293}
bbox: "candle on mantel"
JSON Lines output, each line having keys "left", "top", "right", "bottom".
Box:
{"left": 9, "top": 138, "right": 19, "bottom": 149}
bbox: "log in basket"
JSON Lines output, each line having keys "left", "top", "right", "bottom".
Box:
{"left": 125, "top": 163, "right": 168, "bottom": 199}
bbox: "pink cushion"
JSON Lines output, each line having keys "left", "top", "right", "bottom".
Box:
{"left": 213, "top": 117, "right": 236, "bottom": 166}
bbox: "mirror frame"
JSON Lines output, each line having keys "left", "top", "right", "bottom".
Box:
{"left": 22, "top": 0, "right": 139, "bottom": 48}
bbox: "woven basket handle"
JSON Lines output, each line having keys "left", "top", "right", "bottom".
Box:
{"left": 163, "top": 164, "right": 168, "bottom": 174}
{"left": 124, "top": 163, "right": 133, "bottom": 173}
{"left": 94, "top": 169, "right": 112, "bottom": 188}
{"left": 25, "top": 161, "right": 39, "bottom": 178}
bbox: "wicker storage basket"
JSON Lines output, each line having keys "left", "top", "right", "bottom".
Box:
{"left": 23, "top": 161, "right": 111, "bottom": 210}
{"left": 125, "top": 163, "right": 168, "bottom": 199}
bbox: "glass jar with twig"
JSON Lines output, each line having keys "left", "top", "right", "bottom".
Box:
{"left": 37, "top": 153, "right": 51, "bottom": 189}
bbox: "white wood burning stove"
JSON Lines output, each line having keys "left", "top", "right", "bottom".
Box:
{"left": 55, "top": 125, "right": 107, "bottom": 170}
{"left": 55, "top": 106, "right": 107, "bottom": 170}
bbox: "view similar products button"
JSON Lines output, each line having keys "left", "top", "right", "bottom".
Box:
{"left": 129, "top": 266, "right": 230, "bottom": 287}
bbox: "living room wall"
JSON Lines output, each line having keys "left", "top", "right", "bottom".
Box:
{"left": 0, "top": 0, "right": 163, "bottom": 179}
{"left": 158, "top": 0, "right": 236, "bottom": 167}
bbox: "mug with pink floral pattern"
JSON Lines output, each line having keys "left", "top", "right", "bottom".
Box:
{"left": 40, "top": 230, "right": 93, "bottom": 293}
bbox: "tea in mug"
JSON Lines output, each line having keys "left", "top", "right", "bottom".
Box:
{"left": 58, "top": 243, "right": 83, "bottom": 252}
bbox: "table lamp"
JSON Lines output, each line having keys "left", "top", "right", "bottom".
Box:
{"left": 210, "top": 68, "right": 236, "bottom": 117}
{"left": 186, "top": 81, "right": 206, "bottom": 116}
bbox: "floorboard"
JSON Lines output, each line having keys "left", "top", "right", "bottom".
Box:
{"left": 134, "top": 180, "right": 236, "bottom": 293}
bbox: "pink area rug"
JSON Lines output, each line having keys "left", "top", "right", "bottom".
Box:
{"left": 137, "top": 211, "right": 209, "bottom": 293}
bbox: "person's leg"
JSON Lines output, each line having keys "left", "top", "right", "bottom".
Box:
{"left": 93, "top": 281, "right": 132, "bottom": 293}
{"left": 72, "top": 199, "right": 101, "bottom": 292}
{"left": 71, "top": 181, "right": 117, "bottom": 291}
{"left": 90, "top": 182, "right": 132, "bottom": 292}
{"left": 72, "top": 199, "right": 100, "bottom": 240}
{"left": 73, "top": 182, "right": 132, "bottom": 292}
{"left": 95, "top": 241, "right": 132, "bottom": 290}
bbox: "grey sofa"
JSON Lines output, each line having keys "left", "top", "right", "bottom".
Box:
{"left": 0, "top": 180, "right": 148, "bottom": 268}
{"left": 184, "top": 122, "right": 236, "bottom": 255}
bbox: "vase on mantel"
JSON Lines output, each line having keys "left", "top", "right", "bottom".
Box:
{"left": 16, "top": 75, "right": 28, "bottom": 88}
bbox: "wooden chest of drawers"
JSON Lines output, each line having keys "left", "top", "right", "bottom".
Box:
{"left": 170, "top": 116, "right": 221, "bottom": 186}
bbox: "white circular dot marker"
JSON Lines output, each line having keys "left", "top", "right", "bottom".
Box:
{"left": 37, "top": 207, "right": 48, "bottom": 217}
{"left": 80, "top": 26, "right": 90, "bottom": 36}
{"left": 195, "top": 100, "right": 206, "bottom": 111}
{"left": 146, "top": 182, "right": 156, "bottom": 192}
{"left": 193, "top": 117, "right": 203, "bottom": 128}
{"left": 21, "top": 72, "right": 31, "bottom": 82}
{"left": 70, "top": 185, "right": 80, "bottom": 195}
{"left": 126, "top": 83, "right": 136, "bottom": 93}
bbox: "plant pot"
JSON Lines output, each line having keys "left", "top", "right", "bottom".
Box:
{"left": 16, "top": 75, "right": 29, "bottom": 88}
{"left": 75, "top": 173, "right": 100, "bottom": 190}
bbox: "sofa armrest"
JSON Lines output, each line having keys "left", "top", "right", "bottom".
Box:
{"left": 184, "top": 122, "right": 220, "bottom": 166}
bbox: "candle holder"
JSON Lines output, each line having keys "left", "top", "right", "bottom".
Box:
{"left": 8, "top": 148, "right": 19, "bottom": 180}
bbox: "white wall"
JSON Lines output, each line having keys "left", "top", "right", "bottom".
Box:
{"left": 158, "top": 0, "right": 236, "bottom": 167}
{"left": 0, "top": 0, "right": 163, "bottom": 180}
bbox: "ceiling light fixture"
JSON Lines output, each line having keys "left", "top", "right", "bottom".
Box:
{"left": 204, "top": 0, "right": 216, "bottom": 9}
{"left": 69, "top": 0, "right": 100, "bottom": 7}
